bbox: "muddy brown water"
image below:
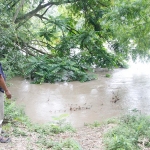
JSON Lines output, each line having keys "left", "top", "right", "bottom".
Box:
{"left": 8, "top": 63, "right": 150, "bottom": 127}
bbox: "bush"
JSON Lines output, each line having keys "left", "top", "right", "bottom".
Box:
{"left": 104, "top": 113, "right": 150, "bottom": 150}
{"left": 25, "top": 55, "right": 96, "bottom": 84}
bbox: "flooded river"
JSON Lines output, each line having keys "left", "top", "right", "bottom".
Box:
{"left": 8, "top": 62, "right": 150, "bottom": 127}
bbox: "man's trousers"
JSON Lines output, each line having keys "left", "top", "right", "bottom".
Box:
{"left": 0, "top": 92, "right": 4, "bottom": 134}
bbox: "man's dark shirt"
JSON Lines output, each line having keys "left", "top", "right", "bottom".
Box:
{"left": 0, "top": 63, "right": 6, "bottom": 93}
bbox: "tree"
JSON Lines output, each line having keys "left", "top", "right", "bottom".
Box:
{"left": 0, "top": 0, "right": 150, "bottom": 82}
{"left": 103, "top": 0, "right": 150, "bottom": 60}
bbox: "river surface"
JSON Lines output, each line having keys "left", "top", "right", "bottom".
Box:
{"left": 8, "top": 62, "right": 150, "bottom": 127}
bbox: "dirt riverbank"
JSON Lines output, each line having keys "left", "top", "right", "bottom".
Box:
{"left": 0, "top": 123, "right": 114, "bottom": 150}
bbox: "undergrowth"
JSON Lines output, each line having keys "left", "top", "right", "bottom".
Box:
{"left": 25, "top": 55, "right": 96, "bottom": 84}
{"left": 104, "top": 112, "right": 150, "bottom": 150}
{"left": 3, "top": 100, "right": 150, "bottom": 150}
{"left": 3, "top": 100, "right": 79, "bottom": 149}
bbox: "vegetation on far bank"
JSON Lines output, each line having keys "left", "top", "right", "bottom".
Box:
{"left": 1, "top": 0, "right": 150, "bottom": 83}
{"left": 2, "top": 100, "right": 150, "bottom": 150}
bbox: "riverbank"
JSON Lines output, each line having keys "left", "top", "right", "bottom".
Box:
{"left": 0, "top": 123, "right": 109, "bottom": 150}
{"left": 1, "top": 100, "right": 107, "bottom": 150}
{"left": 1, "top": 100, "right": 150, "bottom": 150}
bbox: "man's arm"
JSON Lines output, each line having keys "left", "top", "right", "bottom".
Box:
{"left": 0, "top": 75, "right": 11, "bottom": 99}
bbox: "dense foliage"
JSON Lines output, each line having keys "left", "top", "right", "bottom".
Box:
{"left": 25, "top": 55, "right": 96, "bottom": 83}
{"left": 104, "top": 113, "right": 150, "bottom": 149}
{"left": 0, "top": 0, "right": 150, "bottom": 83}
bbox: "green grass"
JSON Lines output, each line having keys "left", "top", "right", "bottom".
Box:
{"left": 105, "top": 74, "right": 111, "bottom": 78}
{"left": 4, "top": 100, "right": 30, "bottom": 125}
{"left": 104, "top": 113, "right": 150, "bottom": 150}
{"left": 3, "top": 100, "right": 79, "bottom": 149}
{"left": 38, "top": 137, "right": 82, "bottom": 150}
{"left": 4, "top": 100, "right": 150, "bottom": 150}
{"left": 84, "top": 120, "right": 102, "bottom": 128}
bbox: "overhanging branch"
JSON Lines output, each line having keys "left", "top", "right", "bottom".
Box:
{"left": 15, "top": 0, "right": 80, "bottom": 24}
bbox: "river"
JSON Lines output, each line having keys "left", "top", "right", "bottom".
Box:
{"left": 8, "top": 62, "right": 150, "bottom": 127}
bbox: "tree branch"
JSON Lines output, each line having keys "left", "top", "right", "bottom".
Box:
{"left": 35, "top": 14, "right": 79, "bottom": 34}
{"left": 27, "top": 45, "right": 54, "bottom": 57}
{"left": 13, "top": 0, "right": 25, "bottom": 23}
{"left": 27, "top": 45, "right": 48, "bottom": 55}
{"left": 41, "top": 5, "right": 52, "bottom": 16}
{"left": 14, "top": 0, "right": 80, "bottom": 24}
{"left": 31, "top": 40, "right": 55, "bottom": 49}
{"left": 34, "top": 14, "right": 49, "bottom": 20}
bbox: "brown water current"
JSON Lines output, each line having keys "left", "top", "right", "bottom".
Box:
{"left": 8, "top": 63, "right": 150, "bottom": 127}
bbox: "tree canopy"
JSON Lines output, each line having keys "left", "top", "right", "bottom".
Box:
{"left": 1, "top": 0, "right": 150, "bottom": 83}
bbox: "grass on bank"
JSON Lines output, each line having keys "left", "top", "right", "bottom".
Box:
{"left": 104, "top": 112, "right": 150, "bottom": 150}
{"left": 3, "top": 100, "right": 81, "bottom": 150}
{"left": 3, "top": 100, "right": 150, "bottom": 150}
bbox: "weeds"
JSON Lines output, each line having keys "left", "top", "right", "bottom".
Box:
{"left": 84, "top": 121, "right": 102, "bottom": 128}
{"left": 104, "top": 113, "right": 150, "bottom": 150}
{"left": 31, "top": 122, "right": 75, "bottom": 135}
{"left": 38, "top": 137, "right": 82, "bottom": 150}
{"left": 4, "top": 100, "right": 150, "bottom": 150}
{"left": 105, "top": 74, "right": 111, "bottom": 78}
{"left": 3, "top": 100, "right": 78, "bottom": 149}
{"left": 4, "top": 99, "right": 30, "bottom": 126}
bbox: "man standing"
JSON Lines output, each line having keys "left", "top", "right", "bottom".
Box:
{"left": 0, "top": 63, "right": 11, "bottom": 143}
